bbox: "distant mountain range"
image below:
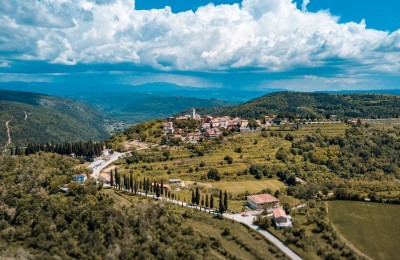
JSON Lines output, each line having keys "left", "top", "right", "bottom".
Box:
{"left": 0, "top": 82, "right": 282, "bottom": 123}
{"left": 0, "top": 81, "right": 282, "bottom": 103}
{"left": 201, "top": 92, "right": 400, "bottom": 119}
{"left": 1, "top": 81, "right": 400, "bottom": 123}
{"left": 74, "top": 92, "right": 230, "bottom": 123}
{"left": 0, "top": 90, "right": 111, "bottom": 147}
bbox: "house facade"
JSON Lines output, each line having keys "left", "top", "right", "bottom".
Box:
{"left": 246, "top": 194, "right": 279, "bottom": 211}
{"left": 272, "top": 208, "right": 293, "bottom": 229}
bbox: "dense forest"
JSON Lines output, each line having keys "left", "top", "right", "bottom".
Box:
{"left": 0, "top": 90, "right": 111, "bottom": 146}
{"left": 197, "top": 92, "right": 400, "bottom": 119}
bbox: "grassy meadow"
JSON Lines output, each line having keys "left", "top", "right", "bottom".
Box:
{"left": 328, "top": 201, "right": 400, "bottom": 260}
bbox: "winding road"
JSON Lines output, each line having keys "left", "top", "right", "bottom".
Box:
{"left": 92, "top": 146, "right": 302, "bottom": 260}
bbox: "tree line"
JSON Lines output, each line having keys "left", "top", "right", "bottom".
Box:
{"left": 109, "top": 169, "right": 229, "bottom": 213}
{"left": 12, "top": 140, "right": 112, "bottom": 158}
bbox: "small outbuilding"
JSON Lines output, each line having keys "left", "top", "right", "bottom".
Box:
{"left": 272, "top": 208, "right": 292, "bottom": 230}
{"left": 169, "top": 179, "right": 182, "bottom": 184}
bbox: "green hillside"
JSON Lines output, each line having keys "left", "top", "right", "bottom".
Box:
{"left": 0, "top": 90, "right": 111, "bottom": 147}
{"left": 203, "top": 92, "right": 400, "bottom": 119}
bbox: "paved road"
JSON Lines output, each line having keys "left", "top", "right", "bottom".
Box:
{"left": 91, "top": 151, "right": 125, "bottom": 179}
{"left": 91, "top": 145, "right": 153, "bottom": 179}
{"left": 223, "top": 213, "right": 301, "bottom": 260}
{"left": 93, "top": 144, "right": 302, "bottom": 260}
{"left": 113, "top": 187, "right": 302, "bottom": 260}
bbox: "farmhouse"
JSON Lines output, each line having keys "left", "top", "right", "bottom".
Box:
{"left": 272, "top": 208, "right": 292, "bottom": 230}
{"left": 247, "top": 194, "right": 279, "bottom": 211}
{"left": 72, "top": 173, "right": 87, "bottom": 183}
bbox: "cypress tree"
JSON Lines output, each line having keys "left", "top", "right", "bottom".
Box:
{"left": 224, "top": 190, "right": 228, "bottom": 212}
{"left": 219, "top": 190, "right": 225, "bottom": 214}
{"left": 191, "top": 190, "right": 195, "bottom": 204}
{"left": 210, "top": 195, "right": 214, "bottom": 210}
{"left": 130, "top": 173, "right": 134, "bottom": 192}
{"left": 205, "top": 194, "right": 209, "bottom": 208}
{"left": 110, "top": 169, "right": 114, "bottom": 187}
{"left": 156, "top": 183, "right": 160, "bottom": 198}
{"left": 195, "top": 187, "right": 200, "bottom": 205}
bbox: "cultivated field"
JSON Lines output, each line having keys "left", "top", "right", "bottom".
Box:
{"left": 328, "top": 201, "right": 400, "bottom": 260}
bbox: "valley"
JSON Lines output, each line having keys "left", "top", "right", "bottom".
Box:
{"left": 1, "top": 91, "right": 400, "bottom": 259}
{"left": 0, "top": 90, "right": 115, "bottom": 147}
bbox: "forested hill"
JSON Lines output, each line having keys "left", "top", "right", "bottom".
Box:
{"left": 202, "top": 92, "right": 400, "bottom": 119}
{"left": 0, "top": 90, "right": 111, "bottom": 146}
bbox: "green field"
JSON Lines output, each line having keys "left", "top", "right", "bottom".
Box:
{"left": 328, "top": 201, "right": 400, "bottom": 260}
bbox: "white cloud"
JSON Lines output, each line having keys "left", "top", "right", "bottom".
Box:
{"left": 0, "top": 0, "right": 399, "bottom": 77}
{"left": 301, "top": 0, "right": 310, "bottom": 12}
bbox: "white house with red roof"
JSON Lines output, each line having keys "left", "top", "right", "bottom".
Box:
{"left": 247, "top": 193, "right": 279, "bottom": 211}
{"left": 272, "top": 208, "right": 292, "bottom": 229}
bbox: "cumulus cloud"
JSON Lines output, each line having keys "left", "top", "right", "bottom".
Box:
{"left": 301, "top": 0, "right": 310, "bottom": 12}
{"left": 0, "top": 0, "right": 399, "bottom": 76}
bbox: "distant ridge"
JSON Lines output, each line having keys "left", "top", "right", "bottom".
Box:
{"left": 202, "top": 91, "right": 400, "bottom": 119}
{"left": 0, "top": 90, "right": 111, "bottom": 146}
{"left": 318, "top": 89, "right": 400, "bottom": 96}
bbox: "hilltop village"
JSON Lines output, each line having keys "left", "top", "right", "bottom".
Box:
{"left": 161, "top": 108, "right": 342, "bottom": 145}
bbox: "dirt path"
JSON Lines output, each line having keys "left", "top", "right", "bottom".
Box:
{"left": 24, "top": 111, "right": 28, "bottom": 120}
{"left": 4, "top": 120, "right": 11, "bottom": 150}
{"left": 325, "top": 202, "right": 372, "bottom": 260}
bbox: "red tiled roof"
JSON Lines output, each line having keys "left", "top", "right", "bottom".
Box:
{"left": 273, "top": 208, "right": 287, "bottom": 218}
{"left": 247, "top": 194, "right": 278, "bottom": 204}
{"left": 100, "top": 173, "right": 110, "bottom": 182}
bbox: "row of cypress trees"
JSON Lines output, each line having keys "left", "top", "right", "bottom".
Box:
{"left": 109, "top": 169, "right": 229, "bottom": 214}
{"left": 21, "top": 140, "right": 111, "bottom": 157}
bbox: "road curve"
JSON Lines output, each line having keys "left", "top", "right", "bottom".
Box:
{"left": 93, "top": 145, "right": 302, "bottom": 260}
{"left": 224, "top": 214, "right": 302, "bottom": 260}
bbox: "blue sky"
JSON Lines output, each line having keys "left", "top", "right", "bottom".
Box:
{"left": 136, "top": 0, "right": 400, "bottom": 32}
{"left": 0, "top": 0, "right": 399, "bottom": 92}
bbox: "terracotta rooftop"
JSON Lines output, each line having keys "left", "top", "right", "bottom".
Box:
{"left": 247, "top": 194, "right": 278, "bottom": 204}
{"left": 273, "top": 208, "right": 287, "bottom": 219}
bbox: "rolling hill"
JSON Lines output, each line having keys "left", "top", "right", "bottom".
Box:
{"left": 0, "top": 90, "right": 111, "bottom": 147}
{"left": 73, "top": 92, "right": 231, "bottom": 123}
{"left": 202, "top": 92, "right": 400, "bottom": 119}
